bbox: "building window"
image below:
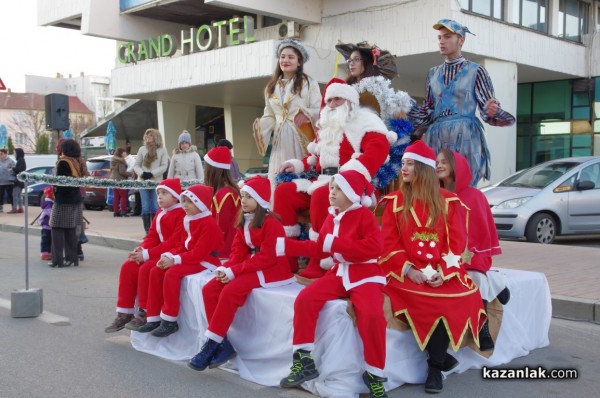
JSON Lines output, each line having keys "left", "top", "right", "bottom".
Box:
{"left": 512, "top": 0, "right": 548, "bottom": 32}
{"left": 460, "top": 0, "right": 504, "bottom": 19}
{"left": 558, "top": 0, "right": 589, "bottom": 42}
{"left": 15, "top": 132, "right": 27, "bottom": 146}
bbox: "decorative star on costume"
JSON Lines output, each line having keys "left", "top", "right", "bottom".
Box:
{"left": 461, "top": 247, "right": 474, "bottom": 265}
{"left": 442, "top": 251, "right": 461, "bottom": 269}
{"left": 420, "top": 264, "right": 438, "bottom": 281}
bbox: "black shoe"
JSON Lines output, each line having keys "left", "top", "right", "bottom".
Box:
{"left": 209, "top": 337, "right": 236, "bottom": 369}
{"left": 47, "top": 261, "right": 61, "bottom": 268}
{"left": 151, "top": 320, "right": 179, "bottom": 338}
{"left": 137, "top": 321, "right": 161, "bottom": 333}
{"left": 280, "top": 349, "right": 319, "bottom": 388}
{"left": 362, "top": 371, "right": 388, "bottom": 398}
{"left": 113, "top": 213, "right": 122, "bottom": 217}
{"left": 441, "top": 353, "right": 459, "bottom": 372}
{"left": 188, "top": 339, "right": 220, "bottom": 371}
{"left": 60, "top": 261, "right": 76, "bottom": 268}
{"left": 478, "top": 320, "right": 495, "bottom": 351}
{"left": 497, "top": 287, "right": 511, "bottom": 305}
{"left": 424, "top": 367, "right": 443, "bottom": 393}
{"left": 78, "top": 254, "right": 84, "bottom": 262}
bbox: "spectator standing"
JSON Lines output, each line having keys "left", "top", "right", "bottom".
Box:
{"left": 0, "top": 148, "right": 15, "bottom": 212}
{"left": 10, "top": 148, "right": 26, "bottom": 213}
{"left": 134, "top": 128, "right": 169, "bottom": 233}
{"left": 110, "top": 147, "right": 133, "bottom": 217}
{"left": 167, "top": 130, "right": 204, "bottom": 181}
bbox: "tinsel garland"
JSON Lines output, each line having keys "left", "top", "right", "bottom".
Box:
{"left": 18, "top": 172, "right": 204, "bottom": 189}
{"left": 274, "top": 169, "right": 319, "bottom": 186}
{"left": 353, "top": 76, "right": 415, "bottom": 121}
{"left": 371, "top": 117, "right": 414, "bottom": 190}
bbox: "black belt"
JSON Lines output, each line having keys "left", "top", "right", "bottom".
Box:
{"left": 250, "top": 248, "right": 260, "bottom": 255}
{"left": 322, "top": 167, "right": 339, "bottom": 176}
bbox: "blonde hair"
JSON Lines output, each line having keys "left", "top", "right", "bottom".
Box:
{"left": 400, "top": 161, "right": 445, "bottom": 225}
{"left": 143, "top": 128, "right": 163, "bottom": 168}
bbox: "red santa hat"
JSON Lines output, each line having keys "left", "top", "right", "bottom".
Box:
{"left": 181, "top": 184, "right": 213, "bottom": 213}
{"left": 402, "top": 140, "right": 436, "bottom": 169}
{"left": 333, "top": 170, "right": 374, "bottom": 207}
{"left": 156, "top": 178, "right": 182, "bottom": 200}
{"left": 204, "top": 146, "right": 231, "bottom": 170}
{"left": 321, "top": 77, "right": 359, "bottom": 108}
{"left": 43, "top": 186, "right": 54, "bottom": 200}
{"left": 240, "top": 176, "right": 271, "bottom": 210}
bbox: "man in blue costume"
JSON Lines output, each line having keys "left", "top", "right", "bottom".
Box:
{"left": 409, "top": 19, "right": 515, "bottom": 186}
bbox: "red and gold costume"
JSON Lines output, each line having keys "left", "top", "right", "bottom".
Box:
{"left": 203, "top": 214, "right": 295, "bottom": 340}
{"left": 116, "top": 203, "right": 185, "bottom": 314}
{"left": 211, "top": 186, "right": 241, "bottom": 259}
{"left": 379, "top": 191, "right": 486, "bottom": 351}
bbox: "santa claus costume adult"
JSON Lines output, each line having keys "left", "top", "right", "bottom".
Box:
{"left": 379, "top": 140, "right": 486, "bottom": 393}
{"left": 188, "top": 176, "right": 295, "bottom": 372}
{"left": 104, "top": 178, "right": 185, "bottom": 333}
{"left": 273, "top": 78, "right": 395, "bottom": 279}
{"left": 204, "top": 146, "right": 242, "bottom": 259}
{"left": 278, "top": 170, "right": 389, "bottom": 397}
{"left": 137, "top": 184, "right": 224, "bottom": 338}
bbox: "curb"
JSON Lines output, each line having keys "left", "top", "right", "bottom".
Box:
{"left": 1, "top": 225, "right": 598, "bottom": 323}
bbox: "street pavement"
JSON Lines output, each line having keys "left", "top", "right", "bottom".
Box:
{"left": 1, "top": 207, "right": 599, "bottom": 397}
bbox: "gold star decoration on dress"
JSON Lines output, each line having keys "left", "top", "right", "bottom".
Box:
{"left": 420, "top": 264, "right": 437, "bottom": 280}
{"left": 461, "top": 247, "right": 474, "bottom": 265}
{"left": 442, "top": 250, "right": 461, "bottom": 269}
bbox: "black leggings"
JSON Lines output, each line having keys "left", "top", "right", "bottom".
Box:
{"left": 426, "top": 322, "right": 451, "bottom": 368}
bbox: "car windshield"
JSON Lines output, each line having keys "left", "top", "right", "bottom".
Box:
{"left": 499, "top": 161, "right": 581, "bottom": 188}
{"left": 87, "top": 160, "right": 109, "bottom": 171}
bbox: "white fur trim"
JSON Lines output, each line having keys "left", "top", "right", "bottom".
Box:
{"left": 142, "top": 249, "right": 149, "bottom": 262}
{"left": 156, "top": 185, "right": 181, "bottom": 201}
{"left": 403, "top": 152, "right": 436, "bottom": 169}
{"left": 307, "top": 141, "right": 318, "bottom": 155}
{"left": 276, "top": 237, "right": 286, "bottom": 256}
{"left": 241, "top": 185, "right": 270, "bottom": 210}
{"left": 288, "top": 159, "right": 305, "bottom": 173}
{"left": 309, "top": 228, "right": 319, "bottom": 241}
{"left": 307, "top": 175, "right": 331, "bottom": 195}
{"left": 351, "top": 153, "right": 360, "bottom": 159}
{"left": 343, "top": 108, "right": 389, "bottom": 153}
{"left": 307, "top": 155, "right": 317, "bottom": 167}
{"left": 325, "top": 83, "right": 359, "bottom": 105}
{"left": 181, "top": 190, "right": 210, "bottom": 213}
{"left": 340, "top": 158, "right": 372, "bottom": 181}
{"left": 284, "top": 224, "right": 301, "bottom": 238}
{"left": 386, "top": 130, "right": 397, "bottom": 144}
{"left": 323, "top": 233, "right": 335, "bottom": 253}
{"left": 333, "top": 174, "right": 360, "bottom": 203}
{"left": 320, "top": 257, "right": 335, "bottom": 270}
{"left": 204, "top": 154, "right": 231, "bottom": 170}
{"left": 216, "top": 266, "right": 235, "bottom": 282}
{"left": 292, "top": 178, "right": 312, "bottom": 193}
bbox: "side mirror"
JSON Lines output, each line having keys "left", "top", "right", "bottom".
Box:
{"left": 575, "top": 180, "right": 595, "bottom": 191}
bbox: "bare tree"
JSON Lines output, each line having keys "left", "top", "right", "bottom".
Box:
{"left": 6, "top": 110, "right": 46, "bottom": 153}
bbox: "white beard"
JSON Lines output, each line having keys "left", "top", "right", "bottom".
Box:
{"left": 318, "top": 102, "right": 355, "bottom": 149}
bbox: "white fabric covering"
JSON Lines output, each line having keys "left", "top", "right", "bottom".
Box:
{"left": 131, "top": 267, "right": 551, "bottom": 397}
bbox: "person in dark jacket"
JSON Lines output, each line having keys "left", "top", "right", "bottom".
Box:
{"left": 10, "top": 148, "right": 26, "bottom": 213}
{"left": 110, "top": 147, "right": 133, "bottom": 217}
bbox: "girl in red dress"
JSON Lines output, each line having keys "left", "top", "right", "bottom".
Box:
{"left": 203, "top": 147, "right": 241, "bottom": 259}
{"left": 379, "top": 140, "right": 486, "bottom": 393}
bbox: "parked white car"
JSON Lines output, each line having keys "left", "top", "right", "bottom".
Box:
{"left": 483, "top": 156, "right": 600, "bottom": 244}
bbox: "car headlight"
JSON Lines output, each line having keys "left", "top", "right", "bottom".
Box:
{"left": 26, "top": 187, "right": 34, "bottom": 193}
{"left": 494, "top": 197, "right": 532, "bottom": 209}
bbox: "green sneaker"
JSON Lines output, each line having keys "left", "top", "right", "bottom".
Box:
{"left": 362, "top": 371, "right": 388, "bottom": 398}
{"left": 280, "top": 349, "right": 319, "bottom": 388}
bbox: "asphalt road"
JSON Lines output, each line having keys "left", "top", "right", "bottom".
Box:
{"left": 1, "top": 231, "right": 598, "bottom": 398}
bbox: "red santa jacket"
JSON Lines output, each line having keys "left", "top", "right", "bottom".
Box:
{"left": 287, "top": 108, "right": 395, "bottom": 193}
{"left": 379, "top": 190, "right": 470, "bottom": 283}
{"left": 218, "top": 214, "right": 294, "bottom": 287}
{"left": 140, "top": 204, "right": 186, "bottom": 261}
{"left": 211, "top": 186, "right": 241, "bottom": 259}
{"left": 281, "top": 203, "right": 385, "bottom": 290}
{"left": 160, "top": 212, "right": 224, "bottom": 269}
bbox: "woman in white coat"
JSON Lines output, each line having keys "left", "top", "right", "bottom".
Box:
{"left": 258, "top": 39, "right": 321, "bottom": 183}
{"left": 167, "top": 130, "right": 203, "bottom": 182}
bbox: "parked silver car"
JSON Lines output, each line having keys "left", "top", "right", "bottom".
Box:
{"left": 483, "top": 156, "right": 600, "bottom": 244}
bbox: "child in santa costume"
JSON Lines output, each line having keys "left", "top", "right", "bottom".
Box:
{"left": 274, "top": 78, "right": 395, "bottom": 279}
{"left": 379, "top": 140, "right": 486, "bottom": 393}
{"left": 137, "top": 184, "right": 224, "bottom": 337}
{"left": 104, "top": 178, "right": 185, "bottom": 333}
{"left": 436, "top": 149, "right": 510, "bottom": 351}
{"left": 203, "top": 146, "right": 241, "bottom": 259}
{"left": 278, "top": 170, "right": 388, "bottom": 398}
{"left": 39, "top": 186, "right": 54, "bottom": 261}
{"left": 188, "top": 176, "right": 295, "bottom": 371}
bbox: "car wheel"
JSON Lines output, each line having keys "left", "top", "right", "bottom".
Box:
{"left": 525, "top": 213, "right": 556, "bottom": 244}
{"left": 84, "top": 204, "right": 92, "bottom": 210}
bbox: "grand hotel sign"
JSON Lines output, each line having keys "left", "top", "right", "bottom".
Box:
{"left": 118, "top": 15, "right": 256, "bottom": 64}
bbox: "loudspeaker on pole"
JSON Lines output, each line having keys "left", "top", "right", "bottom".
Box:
{"left": 45, "top": 93, "right": 70, "bottom": 131}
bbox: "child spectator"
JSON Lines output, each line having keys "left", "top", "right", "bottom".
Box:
{"left": 278, "top": 170, "right": 388, "bottom": 398}
{"left": 39, "top": 186, "right": 54, "bottom": 260}
{"left": 436, "top": 149, "right": 510, "bottom": 351}
{"left": 379, "top": 141, "right": 485, "bottom": 393}
{"left": 203, "top": 147, "right": 241, "bottom": 259}
{"left": 188, "top": 176, "right": 294, "bottom": 371}
{"left": 137, "top": 184, "right": 224, "bottom": 337}
{"left": 104, "top": 178, "right": 185, "bottom": 333}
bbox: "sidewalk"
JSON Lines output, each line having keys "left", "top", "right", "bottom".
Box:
{"left": 1, "top": 205, "right": 599, "bottom": 321}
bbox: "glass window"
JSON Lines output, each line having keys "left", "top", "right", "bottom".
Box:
{"left": 517, "top": 84, "right": 532, "bottom": 122}
{"left": 518, "top": 0, "right": 548, "bottom": 32}
{"left": 532, "top": 81, "right": 571, "bottom": 121}
{"left": 559, "top": 0, "right": 589, "bottom": 42}
{"left": 462, "top": 0, "right": 504, "bottom": 19}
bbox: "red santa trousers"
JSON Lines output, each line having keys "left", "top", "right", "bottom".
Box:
{"left": 146, "top": 263, "right": 207, "bottom": 320}
{"left": 202, "top": 272, "right": 261, "bottom": 339}
{"left": 116, "top": 257, "right": 157, "bottom": 311}
{"left": 293, "top": 273, "right": 387, "bottom": 371}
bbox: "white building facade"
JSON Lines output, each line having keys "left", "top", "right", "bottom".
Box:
{"left": 38, "top": 0, "right": 600, "bottom": 183}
